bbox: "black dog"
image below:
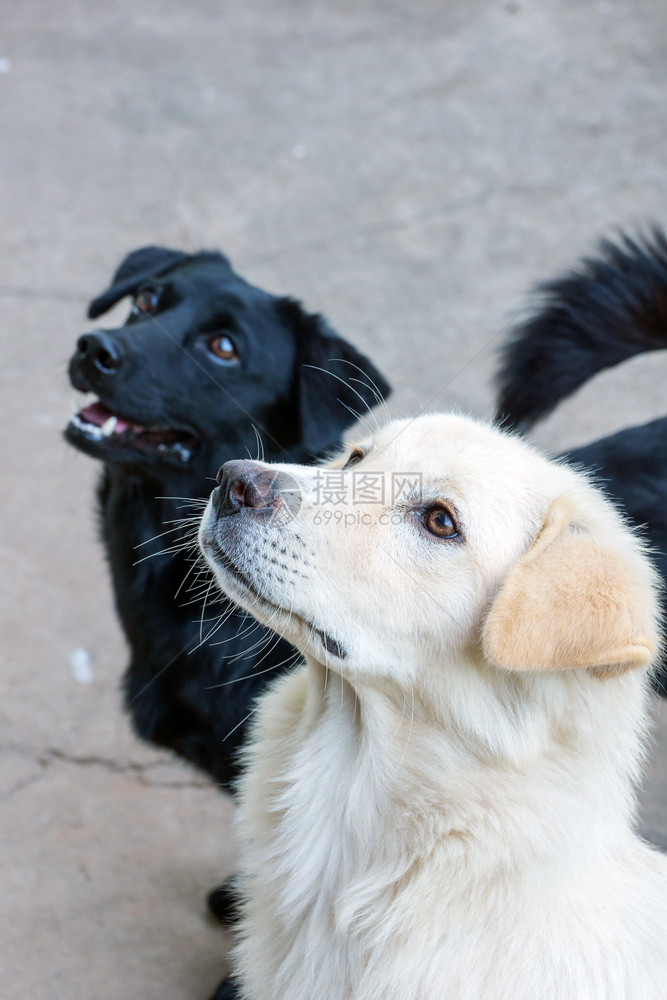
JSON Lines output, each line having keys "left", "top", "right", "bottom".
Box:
{"left": 65, "top": 246, "right": 390, "bottom": 790}
{"left": 495, "top": 229, "right": 667, "bottom": 694}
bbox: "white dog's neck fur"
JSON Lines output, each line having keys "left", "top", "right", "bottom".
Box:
{"left": 294, "top": 656, "right": 645, "bottom": 879}
{"left": 236, "top": 656, "right": 662, "bottom": 1000}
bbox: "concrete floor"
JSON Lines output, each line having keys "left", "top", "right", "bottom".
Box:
{"left": 2, "top": 1, "right": 667, "bottom": 997}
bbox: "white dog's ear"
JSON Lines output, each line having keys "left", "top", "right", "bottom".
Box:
{"left": 482, "top": 498, "right": 657, "bottom": 676}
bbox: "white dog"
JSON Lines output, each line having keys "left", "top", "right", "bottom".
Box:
{"left": 199, "top": 413, "right": 667, "bottom": 1000}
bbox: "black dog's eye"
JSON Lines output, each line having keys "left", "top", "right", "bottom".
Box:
{"left": 133, "top": 288, "right": 160, "bottom": 315}
{"left": 342, "top": 449, "right": 364, "bottom": 470}
{"left": 208, "top": 334, "right": 239, "bottom": 363}
{"left": 422, "top": 505, "right": 459, "bottom": 539}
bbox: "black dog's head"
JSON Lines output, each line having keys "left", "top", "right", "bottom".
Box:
{"left": 65, "top": 246, "right": 391, "bottom": 482}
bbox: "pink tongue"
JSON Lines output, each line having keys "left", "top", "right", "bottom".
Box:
{"left": 80, "top": 402, "right": 132, "bottom": 434}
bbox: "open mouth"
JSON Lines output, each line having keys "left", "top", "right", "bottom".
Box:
{"left": 67, "top": 397, "right": 198, "bottom": 463}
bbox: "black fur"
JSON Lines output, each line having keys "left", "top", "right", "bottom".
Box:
{"left": 87, "top": 246, "right": 192, "bottom": 319}
{"left": 496, "top": 229, "right": 667, "bottom": 431}
{"left": 495, "top": 229, "right": 667, "bottom": 694}
{"left": 209, "top": 975, "right": 240, "bottom": 1000}
{"left": 65, "top": 246, "right": 391, "bottom": 790}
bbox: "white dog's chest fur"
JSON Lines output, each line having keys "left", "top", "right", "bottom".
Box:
{"left": 234, "top": 667, "right": 667, "bottom": 1000}
{"left": 200, "top": 414, "right": 667, "bottom": 999}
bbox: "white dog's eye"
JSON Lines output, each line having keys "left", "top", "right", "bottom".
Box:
{"left": 422, "top": 505, "right": 459, "bottom": 539}
{"left": 341, "top": 449, "right": 364, "bottom": 470}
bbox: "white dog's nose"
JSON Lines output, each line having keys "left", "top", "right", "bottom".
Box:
{"left": 214, "top": 459, "right": 279, "bottom": 514}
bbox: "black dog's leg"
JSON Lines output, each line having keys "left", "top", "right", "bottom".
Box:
{"left": 210, "top": 975, "right": 241, "bottom": 1000}
{"left": 208, "top": 878, "right": 241, "bottom": 925}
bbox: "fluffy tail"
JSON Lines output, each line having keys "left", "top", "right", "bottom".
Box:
{"left": 495, "top": 228, "right": 667, "bottom": 430}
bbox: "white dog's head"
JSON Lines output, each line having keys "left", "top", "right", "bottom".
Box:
{"left": 200, "top": 414, "right": 659, "bottom": 741}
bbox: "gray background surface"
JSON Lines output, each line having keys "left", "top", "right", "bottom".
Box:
{"left": 2, "top": 1, "right": 666, "bottom": 997}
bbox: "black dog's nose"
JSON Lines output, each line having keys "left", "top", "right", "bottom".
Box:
{"left": 215, "top": 460, "right": 279, "bottom": 514}
{"left": 76, "top": 331, "right": 123, "bottom": 376}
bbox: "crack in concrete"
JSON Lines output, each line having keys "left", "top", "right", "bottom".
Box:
{"left": 0, "top": 768, "right": 46, "bottom": 804}
{"left": 0, "top": 743, "right": 213, "bottom": 790}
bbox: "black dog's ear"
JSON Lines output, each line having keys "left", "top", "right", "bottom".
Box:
{"left": 277, "top": 298, "right": 392, "bottom": 457}
{"left": 87, "top": 246, "right": 192, "bottom": 319}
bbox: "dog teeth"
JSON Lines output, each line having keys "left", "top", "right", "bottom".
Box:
{"left": 100, "top": 415, "right": 118, "bottom": 437}
{"left": 70, "top": 413, "right": 103, "bottom": 439}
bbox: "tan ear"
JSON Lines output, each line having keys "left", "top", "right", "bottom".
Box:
{"left": 482, "top": 498, "right": 657, "bottom": 676}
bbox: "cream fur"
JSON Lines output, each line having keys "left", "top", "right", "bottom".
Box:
{"left": 200, "top": 414, "right": 667, "bottom": 1000}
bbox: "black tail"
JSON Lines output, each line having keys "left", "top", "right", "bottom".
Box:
{"left": 495, "top": 228, "right": 667, "bottom": 430}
